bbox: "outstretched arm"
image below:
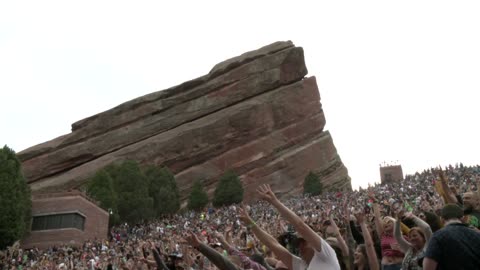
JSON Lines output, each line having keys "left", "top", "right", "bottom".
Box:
{"left": 407, "top": 213, "right": 433, "bottom": 243}
{"left": 217, "top": 232, "right": 265, "bottom": 270}
{"left": 257, "top": 184, "right": 323, "bottom": 252}
{"left": 372, "top": 203, "right": 384, "bottom": 237}
{"left": 238, "top": 205, "right": 293, "bottom": 270}
{"left": 185, "top": 232, "right": 238, "bottom": 270}
{"left": 343, "top": 202, "right": 356, "bottom": 270}
{"left": 438, "top": 169, "right": 458, "bottom": 204}
{"left": 393, "top": 219, "right": 411, "bottom": 253}
{"left": 392, "top": 209, "right": 411, "bottom": 253}
{"left": 327, "top": 206, "right": 349, "bottom": 257}
{"left": 356, "top": 211, "right": 380, "bottom": 270}
{"left": 151, "top": 248, "right": 170, "bottom": 270}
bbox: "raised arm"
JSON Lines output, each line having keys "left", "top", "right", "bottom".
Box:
{"left": 407, "top": 213, "right": 433, "bottom": 243}
{"left": 372, "top": 203, "right": 384, "bottom": 237}
{"left": 257, "top": 185, "right": 323, "bottom": 252}
{"left": 185, "top": 232, "right": 239, "bottom": 270}
{"left": 225, "top": 226, "right": 234, "bottom": 246}
{"left": 216, "top": 231, "right": 234, "bottom": 251}
{"left": 343, "top": 202, "right": 355, "bottom": 270}
{"left": 327, "top": 205, "right": 349, "bottom": 257}
{"left": 438, "top": 169, "right": 458, "bottom": 204}
{"left": 238, "top": 205, "right": 293, "bottom": 270}
{"left": 355, "top": 211, "right": 380, "bottom": 270}
{"left": 151, "top": 248, "right": 171, "bottom": 270}
{"left": 393, "top": 219, "right": 411, "bottom": 253}
{"left": 217, "top": 231, "right": 265, "bottom": 270}
{"left": 350, "top": 220, "right": 365, "bottom": 244}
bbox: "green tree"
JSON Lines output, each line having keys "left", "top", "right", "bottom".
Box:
{"left": 86, "top": 170, "right": 119, "bottom": 225}
{"left": 303, "top": 171, "right": 323, "bottom": 196}
{"left": 187, "top": 179, "right": 209, "bottom": 211}
{"left": 112, "top": 160, "right": 153, "bottom": 223}
{"left": 0, "top": 146, "right": 32, "bottom": 249}
{"left": 213, "top": 171, "right": 244, "bottom": 207}
{"left": 146, "top": 166, "right": 180, "bottom": 216}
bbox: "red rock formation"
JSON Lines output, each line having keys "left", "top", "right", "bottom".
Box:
{"left": 19, "top": 41, "right": 351, "bottom": 201}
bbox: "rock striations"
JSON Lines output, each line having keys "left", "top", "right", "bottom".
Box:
{"left": 18, "top": 41, "right": 351, "bottom": 202}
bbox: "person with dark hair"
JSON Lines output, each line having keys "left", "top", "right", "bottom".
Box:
{"left": 420, "top": 211, "right": 442, "bottom": 233}
{"left": 423, "top": 204, "right": 480, "bottom": 270}
{"left": 353, "top": 211, "right": 379, "bottom": 270}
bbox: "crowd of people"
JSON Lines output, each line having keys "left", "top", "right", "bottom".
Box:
{"left": 1, "top": 164, "right": 480, "bottom": 270}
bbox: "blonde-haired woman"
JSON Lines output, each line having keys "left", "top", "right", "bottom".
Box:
{"left": 372, "top": 204, "right": 404, "bottom": 270}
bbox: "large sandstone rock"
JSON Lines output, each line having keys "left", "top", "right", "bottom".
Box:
{"left": 19, "top": 41, "right": 351, "bottom": 201}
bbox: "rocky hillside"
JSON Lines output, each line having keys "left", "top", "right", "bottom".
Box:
{"left": 18, "top": 41, "right": 351, "bottom": 201}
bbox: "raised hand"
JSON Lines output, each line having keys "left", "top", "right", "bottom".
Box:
{"left": 225, "top": 225, "right": 233, "bottom": 235}
{"left": 238, "top": 204, "right": 254, "bottom": 226}
{"left": 256, "top": 184, "right": 278, "bottom": 203}
{"left": 185, "top": 232, "right": 202, "bottom": 248}
{"left": 354, "top": 210, "right": 365, "bottom": 224}
{"left": 148, "top": 241, "right": 155, "bottom": 250}
{"left": 343, "top": 199, "right": 351, "bottom": 221}
{"left": 325, "top": 204, "right": 333, "bottom": 218}
{"left": 393, "top": 208, "right": 404, "bottom": 220}
{"left": 403, "top": 212, "right": 414, "bottom": 219}
{"left": 224, "top": 226, "right": 234, "bottom": 245}
{"left": 215, "top": 231, "right": 225, "bottom": 242}
{"left": 437, "top": 168, "right": 447, "bottom": 183}
{"left": 420, "top": 200, "right": 432, "bottom": 212}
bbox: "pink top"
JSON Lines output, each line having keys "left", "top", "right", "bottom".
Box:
{"left": 381, "top": 233, "right": 404, "bottom": 258}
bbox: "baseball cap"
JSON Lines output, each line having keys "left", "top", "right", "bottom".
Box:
{"left": 441, "top": 204, "right": 464, "bottom": 220}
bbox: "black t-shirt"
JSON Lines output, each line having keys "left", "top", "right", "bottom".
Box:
{"left": 425, "top": 223, "right": 480, "bottom": 270}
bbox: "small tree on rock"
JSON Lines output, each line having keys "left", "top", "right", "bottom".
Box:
{"left": 213, "top": 171, "right": 244, "bottom": 207}
{"left": 303, "top": 171, "right": 323, "bottom": 196}
{"left": 146, "top": 166, "right": 180, "bottom": 216}
{"left": 113, "top": 160, "right": 153, "bottom": 223}
{"left": 188, "top": 179, "right": 209, "bottom": 211}
{"left": 86, "top": 169, "right": 119, "bottom": 225}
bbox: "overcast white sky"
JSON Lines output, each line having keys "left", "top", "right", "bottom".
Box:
{"left": 1, "top": 1, "right": 479, "bottom": 189}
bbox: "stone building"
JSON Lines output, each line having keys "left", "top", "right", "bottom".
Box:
{"left": 21, "top": 191, "right": 109, "bottom": 249}
{"left": 380, "top": 165, "right": 404, "bottom": 184}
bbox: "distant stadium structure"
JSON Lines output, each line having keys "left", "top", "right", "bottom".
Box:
{"left": 379, "top": 161, "right": 404, "bottom": 184}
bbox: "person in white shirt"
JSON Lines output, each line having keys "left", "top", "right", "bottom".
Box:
{"left": 238, "top": 184, "right": 340, "bottom": 270}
